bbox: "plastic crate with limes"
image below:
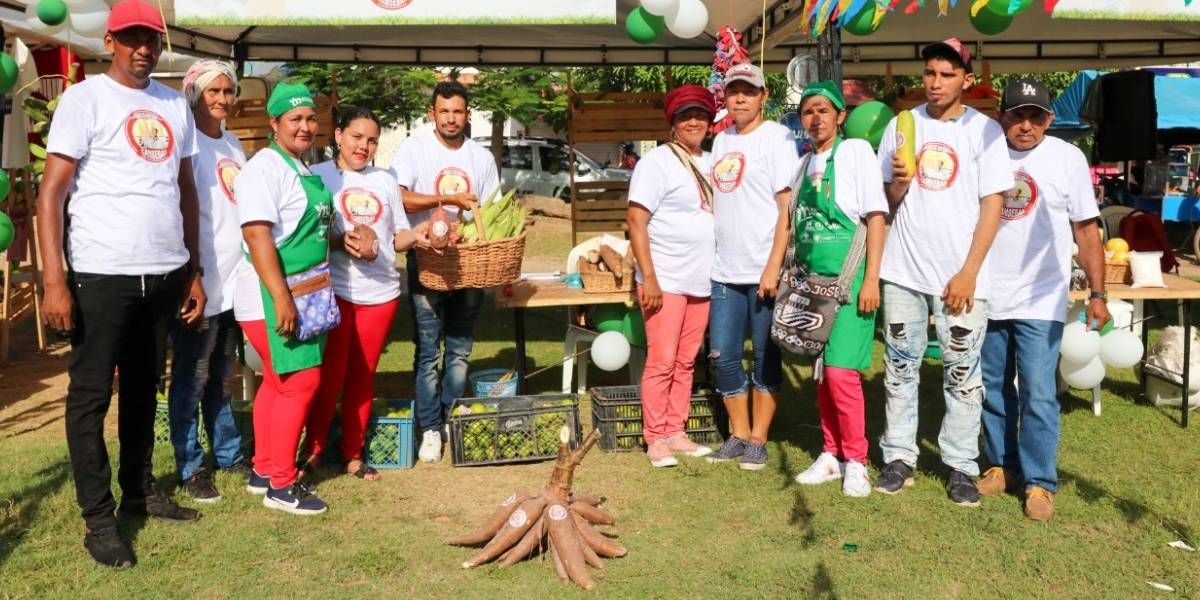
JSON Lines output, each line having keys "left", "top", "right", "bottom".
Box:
{"left": 448, "top": 394, "right": 581, "bottom": 467}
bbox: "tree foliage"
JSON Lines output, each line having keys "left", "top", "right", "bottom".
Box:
{"left": 284, "top": 63, "right": 437, "bottom": 129}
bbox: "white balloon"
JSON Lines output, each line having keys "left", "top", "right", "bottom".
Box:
{"left": 243, "top": 341, "right": 264, "bottom": 373}
{"left": 1060, "top": 356, "right": 1106, "bottom": 389}
{"left": 666, "top": 0, "right": 709, "bottom": 39}
{"left": 25, "top": 1, "right": 67, "bottom": 35}
{"left": 640, "top": 0, "right": 679, "bottom": 17}
{"left": 70, "top": 6, "right": 110, "bottom": 38}
{"left": 591, "top": 331, "right": 631, "bottom": 372}
{"left": 1098, "top": 329, "right": 1144, "bottom": 369}
{"left": 1060, "top": 321, "right": 1101, "bottom": 364}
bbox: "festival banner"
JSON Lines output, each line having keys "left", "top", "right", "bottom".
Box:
{"left": 173, "top": 0, "right": 616, "bottom": 26}
{"left": 1052, "top": 0, "right": 1200, "bottom": 21}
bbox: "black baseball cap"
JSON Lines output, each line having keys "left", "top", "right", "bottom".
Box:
{"left": 1001, "top": 78, "right": 1053, "bottom": 113}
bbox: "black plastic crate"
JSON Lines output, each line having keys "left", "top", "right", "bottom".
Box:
{"left": 448, "top": 394, "right": 581, "bottom": 467}
{"left": 590, "top": 385, "right": 725, "bottom": 452}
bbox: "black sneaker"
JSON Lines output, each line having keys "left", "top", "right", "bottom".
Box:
{"left": 874, "top": 460, "right": 915, "bottom": 495}
{"left": 220, "top": 461, "right": 253, "bottom": 479}
{"left": 947, "top": 470, "right": 981, "bottom": 507}
{"left": 184, "top": 470, "right": 221, "bottom": 504}
{"left": 738, "top": 442, "right": 768, "bottom": 471}
{"left": 246, "top": 469, "right": 270, "bottom": 495}
{"left": 705, "top": 437, "right": 749, "bottom": 464}
{"left": 83, "top": 526, "right": 134, "bottom": 568}
{"left": 263, "top": 481, "right": 328, "bottom": 516}
{"left": 119, "top": 485, "right": 202, "bottom": 524}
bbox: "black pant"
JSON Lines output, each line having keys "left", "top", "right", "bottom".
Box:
{"left": 65, "top": 269, "right": 184, "bottom": 530}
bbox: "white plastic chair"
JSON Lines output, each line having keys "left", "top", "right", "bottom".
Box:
{"left": 561, "top": 236, "right": 645, "bottom": 393}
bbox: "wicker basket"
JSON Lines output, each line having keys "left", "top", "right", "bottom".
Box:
{"left": 416, "top": 232, "right": 526, "bottom": 291}
{"left": 1104, "top": 261, "right": 1130, "bottom": 285}
{"left": 580, "top": 269, "right": 634, "bottom": 293}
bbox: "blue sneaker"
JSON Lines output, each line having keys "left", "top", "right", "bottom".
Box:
{"left": 263, "top": 482, "right": 328, "bottom": 516}
{"left": 738, "top": 442, "right": 768, "bottom": 471}
{"left": 246, "top": 470, "right": 269, "bottom": 496}
{"left": 705, "top": 437, "right": 749, "bottom": 464}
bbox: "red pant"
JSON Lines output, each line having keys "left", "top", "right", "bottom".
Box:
{"left": 305, "top": 297, "right": 398, "bottom": 461}
{"left": 240, "top": 320, "right": 322, "bottom": 489}
{"left": 639, "top": 289, "right": 710, "bottom": 445}
{"left": 817, "top": 365, "right": 867, "bottom": 463}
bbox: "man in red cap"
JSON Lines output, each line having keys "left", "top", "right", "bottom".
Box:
{"left": 37, "top": 0, "right": 205, "bottom": 568}
{"left": 872, "top": 38, "right": 1013, "bottom": 506}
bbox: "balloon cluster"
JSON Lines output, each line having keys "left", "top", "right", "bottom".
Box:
{"left": 1059, "top": 314, "right": 1143, "bottom": 389}
{"left": 708, "top": 25, "right": 749, "bottom": 135}
{"left": 625, "top": 0, "right": 710, "bottom": 44}
{"left": 27, "top": 0, "right": 112, "bottom": 39}
{"left": 969, "top": 0, "right": 1036, "bottom": 36}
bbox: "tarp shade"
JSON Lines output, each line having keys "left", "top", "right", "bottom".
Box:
{"left": 1154, "top": 76, "right": 1200, "bottom": 129}
{"left": 1051, "top": 70, "right": 1101, "bottom": 129}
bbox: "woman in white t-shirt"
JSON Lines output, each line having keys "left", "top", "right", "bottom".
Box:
{"left": 627, "top": 85, "right": 718, "bottom": 468}
{"left": 301, "top": 108, "right": 428, "bottom": 481}
{"left": 787, "top": 82, "right": 888, "bottom": 498}
{"left": 166, "top": 59, "right": 250, "bottom": 503}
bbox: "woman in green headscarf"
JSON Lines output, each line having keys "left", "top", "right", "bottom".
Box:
{"left": 233, "top": 82, "right": 337, "bottom": 515}
{"left": 789, "top": 81, "right": 887, "bottom": 498}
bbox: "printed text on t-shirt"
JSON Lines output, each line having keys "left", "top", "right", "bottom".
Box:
{"left": 125, "top": 110, "right": 175, "bottom": 163}
{"left": 712, "top": 152, "right": 746, "bottom": 193}
{"left": 916, "top": 142, "right": 959, "bottom": 192}
{"left": 1002, "top": 171, "right": 1039, "bottom": 221}
{"left": 340, "top": 187, "right": 385, "bottom": 225}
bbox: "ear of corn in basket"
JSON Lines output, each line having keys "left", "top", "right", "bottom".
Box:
{"left": 457, "top": 189, "right": 528, "bottom": 244}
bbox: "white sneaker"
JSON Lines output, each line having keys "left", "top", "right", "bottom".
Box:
{"left": 419, "top": 430, "right": 442, "bottom": 463}
{"left": 842, "top": 461, "right": 871, "bottom": 497}
{"left": 795, "top": 452, "right": 844, "bottom": 485}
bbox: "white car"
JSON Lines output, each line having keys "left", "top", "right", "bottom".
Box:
{"left": 476, "top": 137, "right": 631, "bottom": 200}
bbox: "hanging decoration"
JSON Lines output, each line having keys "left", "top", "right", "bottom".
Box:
{"left": 708, "top": 24, "right": 750, "bottom": 135}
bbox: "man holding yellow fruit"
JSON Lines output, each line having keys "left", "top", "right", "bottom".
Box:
{"left": 978, "top": 78, "right": 1109, "bottom": 521}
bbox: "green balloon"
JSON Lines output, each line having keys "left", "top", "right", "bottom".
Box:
{"left": 622, "top": 308, "right": 646, "bottom": 348}
{"left": 842, "top": 2, "right": 882, "bottom": 37}
{"left": 972, "top": 6, "right": 1014, "bottom": 36}
{"left": 844, "top": 100, "right": 895, "bottom": 150}
{"left": 0, "top": 53, "right": 18, "bottom": 94}
{"left": 593, "top": 303, "right": 626, "bottom": 333}
{"left": 0, "top": 212, "right": 14, "bottom": 254}
{"left": 626, "top": 6, "right": 665, "bottom": 45}
{"left": 987, "top": 0, "right": 1032, "bottom": 16}
{"left": 36, "top": 0, "right": 68, "bottom": 27}
{"left": 0, "top": 171, "right": 9, "bottom": 202}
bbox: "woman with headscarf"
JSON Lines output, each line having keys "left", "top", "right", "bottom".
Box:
{"left": 626, "top": 85, "right": 717, "bottom": 468}
{"left": 300, "top": 107, "right": 429, "bottom": 481}
{"left": 234, "top": 82, "right": 334, "bottom": 515}
{"left": 167, "top": 59, "right": 251, "bottom": 503}
{"left": 789, "top": 81, "right": 887, "bottom": 497}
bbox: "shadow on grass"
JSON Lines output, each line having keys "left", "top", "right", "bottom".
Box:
{"left": 0, "top": 461, "right": 71, "bottom": 567}
{"left": 1060, "top": 467, "right": 1194, "bottom": 543}
{"left": 810, "top": 561, "right": 838, "bottom": 599}
{"left": 788, "top": 488, "right": 816, "bottom": 548}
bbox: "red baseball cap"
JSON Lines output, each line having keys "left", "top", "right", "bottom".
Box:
{"left": 107, "top": 0, "right": 167, "bottom": 34}
{"left": 921, "top": 38, "right": 973, "bottom": 73}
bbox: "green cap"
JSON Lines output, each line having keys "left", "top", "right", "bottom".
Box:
{"left": 267, "top": 82, "right": 315, "bottom": 118}
{"left": 801, "top": 80, "right": 846, "bottom": 111}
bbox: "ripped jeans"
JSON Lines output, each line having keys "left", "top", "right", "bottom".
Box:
{"left": 879, "top": 282, "right": 987, "bottom": 476}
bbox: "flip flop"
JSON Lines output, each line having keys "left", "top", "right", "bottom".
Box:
{"left": 348, "top": 461, "right": 380, "bottom": 481}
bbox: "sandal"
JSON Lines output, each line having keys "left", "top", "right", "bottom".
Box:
{"left": 347, "top": 460, "right": 380, "bottom": 481}
{"left": 296, "top": 455, "right": 320, "bottom": 480}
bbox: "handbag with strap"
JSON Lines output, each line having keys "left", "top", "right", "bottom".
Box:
{"left": 286, "top": 261, "right": 340, "bottom": 342}
{"left": 771, "top": 152, "right": 868, "bottom": 356}
{"left": 664, "top": 141, "right": 714, "bottom": 212}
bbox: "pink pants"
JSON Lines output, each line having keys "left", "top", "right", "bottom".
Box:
{"left": 305, "top": 296, "right": 399, "bottom": 461}
{"left": 240, "top": 320, "right": 322, "bottom": 489}
{"left": 816, "top": 365, "right": 868, "bottom": 463}
{"left": 639, "top": 288, "right": 710, "bottom": 445}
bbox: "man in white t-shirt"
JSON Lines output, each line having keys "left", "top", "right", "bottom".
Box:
{"left": 390, "top": 82, "right": 500, "bottom": 463}
{"left": 874, "top": 38, "right": 1012, "bottom": 507}
{"left": 35, "top": 0, "right": 205, "bottom": 568}
{"left": 978, "top": 78, "right": 1109, "bottom": 521}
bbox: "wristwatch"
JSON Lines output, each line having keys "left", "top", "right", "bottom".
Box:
{"left": 1089, "top": 291, "right": 1107, "bottom": 301}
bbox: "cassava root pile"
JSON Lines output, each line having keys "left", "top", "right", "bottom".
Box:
{"left": 446, "top": 428, "right": 624, "bottom": 590}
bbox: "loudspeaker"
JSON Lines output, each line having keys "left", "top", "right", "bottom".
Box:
{"left": 1094, "top": 71, "right": 1157, "bottom": 162}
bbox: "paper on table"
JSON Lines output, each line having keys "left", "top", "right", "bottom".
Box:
{"left": 520, "top": 272, "right": 563, "bottom": 281}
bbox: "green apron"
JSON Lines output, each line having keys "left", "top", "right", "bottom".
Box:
{"left": 254, "top": 143, "right": 334, "bottom": 374}
{"left": 794, "top": 138, "right": 875, "bottom": 372}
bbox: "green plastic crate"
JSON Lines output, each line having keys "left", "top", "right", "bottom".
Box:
{"left": 590, "top": 385, "right": 724, "bottom": 452}
{"left": 448, "top": 394, "right": 581, "bottom": 467}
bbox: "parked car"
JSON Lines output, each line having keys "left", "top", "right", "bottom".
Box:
{"left": 476, "top": 137, "right": 631, "bottom": 200}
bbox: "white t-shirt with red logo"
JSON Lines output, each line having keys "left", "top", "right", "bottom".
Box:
{"left": 805, "top": 138, "right": 889, "bottom": 225}
{"left": 192, "top": 130, "right": 246, "bottom": 316}
{"left": 988, "top": 136, "right": 1099, "bottom": 322}
{"left": 709, "top": 120, "right": 802, "bottom": 285}
{"left": 627, "top": 144, "right": 715, "bottom": 298}
{"left": 877, "top": 105, "right": 1015, "bottom": 298}
{"left": 232, "top": 149, "right": 314, "bottom": 323}
{"left": 312, "top": 161, "right": 410, "bottom": 305}
{"left": 46, "top": 75, "right": 198, "bottom": 275}
{"left": 388, "top": 130, "right": 500, "bottom": 226}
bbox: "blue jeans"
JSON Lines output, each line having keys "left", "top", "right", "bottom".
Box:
{"left": 408, "top": 258, "right": 484, "bottom": 432}
{"left": 879, "top": 282, "right": 987, "bottom": 476}
{"left": 167, "top": 310, "right": 244, "bottom": 481}
{"left": 708, "top": 282, "right": 782, "bottom": 398}
{"left": 981, "top": 319, "right": 1064, "bottom": 492}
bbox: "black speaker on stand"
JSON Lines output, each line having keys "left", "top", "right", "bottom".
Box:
{"left": 1093, "top": 70, "right": 1158, "bottom": 162}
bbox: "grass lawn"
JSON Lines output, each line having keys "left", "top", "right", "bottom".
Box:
{"left": 2, "top": 233, "right": 1199, "bottom": 596}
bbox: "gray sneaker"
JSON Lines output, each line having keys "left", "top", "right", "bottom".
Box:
{"left": 705, "top": 437, "right": 749, "bottom": 463}
{"left": 738, "top": 442, "right": 768, "bottom": 471}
